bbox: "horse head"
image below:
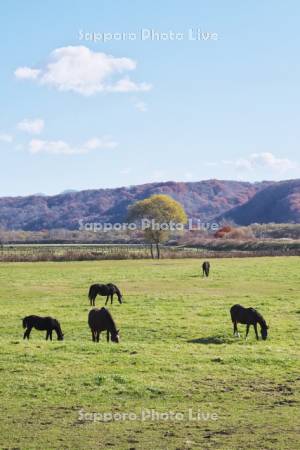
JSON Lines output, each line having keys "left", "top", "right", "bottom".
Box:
{"left": 111, "top": 329, "right": 120, "bottom": 343}
{"left": 55, "top": 322, "right": 64, "bottom": 340}
{"left": 58, "top": 333, "right": 64, "bottom": 341}
{"left": 261, "top": 324, "right": 269, "bottom": 340}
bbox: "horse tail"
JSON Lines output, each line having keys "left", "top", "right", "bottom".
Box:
{"left": 230, "top": 306, "right": 236, "bottom": 323}
{"left": 230, "top": 304, "right": 241, "bottom": 323}
{"left": 88, "top": 285, "right": 95, "bottom": 302}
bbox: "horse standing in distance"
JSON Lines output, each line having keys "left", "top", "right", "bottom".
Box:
{"left": 88, "top": 283, "right": 123, "bottom": 306}
{"left": 22, "top": 316, "right": 64, "bottom": 341}
{"left": 88, "top": 307, "right": 120, "bottom": 343}
{"left": 230, "top": 304, "right": 269, "bottom": 340}
{"left": 202, "top": 261, "right": 210, "bottom": 277}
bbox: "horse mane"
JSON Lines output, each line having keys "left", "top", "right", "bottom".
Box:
{"left": 53, "top": 319, "right": 63, "bottom": 337}
{"left": 114, "top": 285, "right": 120, "bottom": 294}
{"left": 113, "top": 285, "right": 122, "bottom": 299}
{"left": 252, "top": 308, "right": 267, "bottom": 328}
{"left": 100, "top": 307, "right": 117, "bottom": 333}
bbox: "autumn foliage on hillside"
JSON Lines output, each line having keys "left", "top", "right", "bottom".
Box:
{"left": 219, "top": 179, "right": 300, "bottom": 225}
{"left": 0, "top": 180, "right": 271, "bottom": 231}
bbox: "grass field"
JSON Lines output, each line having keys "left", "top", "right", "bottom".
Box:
{"left": 0, "top": 258, "right": 299, "bottom": 449}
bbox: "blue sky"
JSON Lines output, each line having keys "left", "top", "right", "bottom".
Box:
{"left": 1, "top": 0, "right": 300, "bottom": 196}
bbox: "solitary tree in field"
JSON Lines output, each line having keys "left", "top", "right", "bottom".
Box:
{"left": 128, "top": 194, "right": 187, "bottom": 259}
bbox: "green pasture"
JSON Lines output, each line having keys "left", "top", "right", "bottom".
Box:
{"left": 0, "top": 257, "right": 299, "bottom": 449}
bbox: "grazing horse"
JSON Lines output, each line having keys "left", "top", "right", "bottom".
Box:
{"left": 202, "top": 261, "right": 210, "bottom": 277}
{"left": 22, "top": 315, "right": 64, "bottom": 341}
{"left": 230, "top": 304, "right": 269, "bottom": 340}
{"left": 88, "top": 307, "right": 120, "bottom": 343}
{"left": 88, "top": 283, "right": 123, "bottom": 306}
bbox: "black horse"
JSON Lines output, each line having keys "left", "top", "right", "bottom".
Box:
{"left": 22, "top": 315, "right": 64, "bottom": 341}
{"left": 88, "top": 307, "right": 120, "bottom": 343}
{"left": 88, "top": 283, "right": 123, "bottom": 306}
{"left": 230, "top": 304, "right": 269, "bottom": 340}
{"left": 202, "top": 261, "right": 210, "bottom": 277}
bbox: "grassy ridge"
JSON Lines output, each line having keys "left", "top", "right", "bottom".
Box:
{"left": 0, "top": 258, "right": 299, "bottom": 449}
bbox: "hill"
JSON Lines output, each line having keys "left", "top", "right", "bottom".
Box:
{"left": 0, "top": 180, "right": 271, "bottom": 231}
{"left": 219, "top": 179, "right": 300, "bottom": 225}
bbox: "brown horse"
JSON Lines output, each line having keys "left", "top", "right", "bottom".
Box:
{"left": 230, "top": 304, "right": 269, "bottom": 340}
{"left": 202, "top": 261, "right": 210, "bottom": 277}
{"left": 22, "top": 315, "right": 64, "bottom": 341}
{"left": 88, "top": 307, "right": 120, "bottom": 343}
{"left": 88, "top": 283, "right": 123, "bottom": 306}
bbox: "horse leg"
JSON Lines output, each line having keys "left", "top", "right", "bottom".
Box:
{"left": 234, "top": 322, "right": 240, "bottom": 337}
{"left": 24, "top": 328, "right": 30, "bottom": 339}
{"left": 96, "top": 331, "right": 100, "bottom": 342}
{"left": 111, "top": 294, "right": 113, "bottom": 305}
{"left": 233, "top": 321, "right": 237, "bottom": 336}
{"left": 46, "top": 330, "right": 49, "bottom": 340}
{"left": 91, "top": 330, "right": 95, "bottom": 342}
{"left": 107, "top": 330, "right": 110, "bottom": 342}
{"left": 245, "top": 324, "right": 250, "bottom": 339}
{"left": 24, "top": 327, "right": 32, "bottom": 339}
{"left": 50, "top": 330, "right": 53, "bottom": 341}
{"left": 254, "top": 324, "right": 259, "bottom": 340}
{"left": 105, "top": 295, "right": 109, "bottom": 305}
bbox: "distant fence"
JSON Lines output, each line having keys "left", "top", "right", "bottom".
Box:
{"left": 0, "top": 243, "right": 299, "bottom": 262}
{"left": 0, "top": 244, "right": 205, "bottom": 262}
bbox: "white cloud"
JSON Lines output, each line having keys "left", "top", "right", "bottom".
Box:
{"left": 28, "top": 136, "right": 117, "bottom": 155}
{"left": 0, "top": 133, "right": 13, "bottom": 143}
{"left": 14, "top": 66, "right": 41, "bottom": 79}
{"left": 249, "top": 152, "right": 296, "bottom": 171}
{"left": 83, "top": 137, "right": 117, "bottom": 150}
{"left": 17, "top": 118, "right": 44, "bottom": 135}
{"left": 134, "top": 100, "right": 148, "bottom": 112}
{"left": 15, "top": 46, "right": 152, "bottom": 96}
{"left": 108, "top": 78, "right": 151, "bottom": 93}
{"left": 223, "top": 152, "right": 297, "bottom": 173}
